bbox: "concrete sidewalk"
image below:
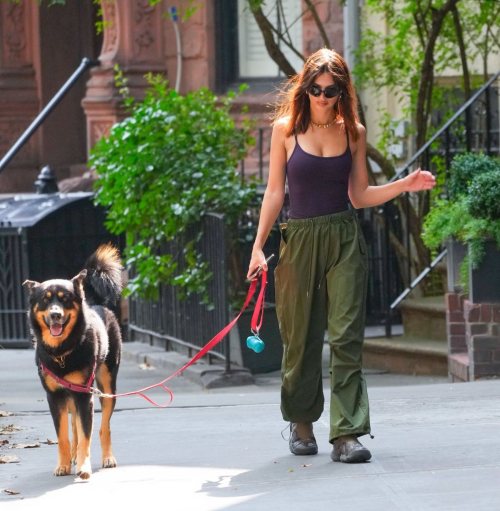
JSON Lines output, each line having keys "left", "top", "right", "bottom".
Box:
{"left": 1, "top": 350, "right": 500, "bottom": 510}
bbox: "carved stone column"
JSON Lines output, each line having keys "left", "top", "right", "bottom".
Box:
{"left": 0, "top": 0, "right": 40, "bottom": 192}
{"left": 82, "top": 0, "right": 166, "bottom": 155}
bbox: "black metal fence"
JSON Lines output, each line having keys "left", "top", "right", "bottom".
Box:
{"left": 0, "top": 229, "right": 29, "bottom": 345}
{"left": 128, "top": 213, "right": 231, "bottom": 366}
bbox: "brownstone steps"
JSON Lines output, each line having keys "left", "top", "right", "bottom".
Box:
{"left": 362, "top": 296, "right": 448, "bottom": 377}
{"left": 362, "top": 336, "right": 448, "bottom": 377}
{"left": 397, "top": 296, "right": 447, "bottom": 342}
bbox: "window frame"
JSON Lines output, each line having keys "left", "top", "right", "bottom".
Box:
{"left": 214, "top": 0, "right": 301, "bottom": 93}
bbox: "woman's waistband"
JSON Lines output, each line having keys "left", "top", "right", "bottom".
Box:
{"left": 286, "top": 208, "right": 356, "bottom": 227}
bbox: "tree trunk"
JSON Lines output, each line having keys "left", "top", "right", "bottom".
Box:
{"left": 251, "top": 7, "right": 296, "bottom": 77}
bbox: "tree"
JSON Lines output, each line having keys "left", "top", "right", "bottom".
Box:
{"left": 246, "top": 0, "right": 500, "bottom": 290}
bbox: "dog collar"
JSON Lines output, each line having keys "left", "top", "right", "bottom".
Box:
{"left": 50, "top": 348, "right": 74, "bottom": 369}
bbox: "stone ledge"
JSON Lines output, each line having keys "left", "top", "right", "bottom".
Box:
{"left": 363, "top": 337, "right": 448, "bottom": 376}
{"left": 121, "top": 342, "right": 255, "bottom": 389}
{"left": 449, "top": 353, "right": 469, "bottom": 382}
{"left": 398, "top": 296, "right": 447, "bottom": 314}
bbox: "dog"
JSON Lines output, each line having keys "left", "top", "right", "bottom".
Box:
{"left": 24, "top": 244, "right": 123, "bottom": 480}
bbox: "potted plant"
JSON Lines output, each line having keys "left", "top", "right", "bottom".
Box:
{"left": 423, "top": 153, "right": 500, "bottom": 302}
{"left": 228, "top": 207, "right": 283, "bottom": 374}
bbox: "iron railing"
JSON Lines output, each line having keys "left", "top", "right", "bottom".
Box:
{"left": 0, "top": 57, "right": 99, "bottom": 174}
{"left": 383, "top": 71, "right": 500, "bottom": 336}
{"left": 0, "top": 230, "right": 29, "bottom": 346}
{"left": 128, "top": 213, "right": 231, "bottom": 370}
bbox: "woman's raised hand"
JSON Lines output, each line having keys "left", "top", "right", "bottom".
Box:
{"left": 404, "top": 167, "right": 436, "bottom": 192}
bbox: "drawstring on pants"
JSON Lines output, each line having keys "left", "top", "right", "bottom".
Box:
{"left": 307, "top": 218, "right": 313, "bottom": 298}
{"left": 306, "top": 218, "right": 328, "bottom": 298}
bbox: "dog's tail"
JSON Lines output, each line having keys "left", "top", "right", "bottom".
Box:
{"left": 83, "top": 243, "right": 123, "bottom": 310}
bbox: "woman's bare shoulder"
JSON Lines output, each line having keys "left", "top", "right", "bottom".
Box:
{"left": 354, "top": 121, "right": 366, "bottom": 137}
{"left": 272, "top": 117, "right": 292, "bottom": 140}
{"left": 274, "top": 116, "right": 291, "bottom": 130}
{"left": 349, "top": 121, "right": 366, "bottom": 154}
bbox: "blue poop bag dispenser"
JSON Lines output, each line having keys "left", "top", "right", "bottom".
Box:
{"left": 247, "top": 330, "right": 265, "bottom": 353}
{"left": 245, "top": 253, "right": 274, "bottom": 354}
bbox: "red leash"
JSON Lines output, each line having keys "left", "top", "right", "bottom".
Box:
{"left": 40, "top": 270, "right": 267, "bottom": 407}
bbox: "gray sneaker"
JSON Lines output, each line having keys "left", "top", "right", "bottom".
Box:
{"left": 331, "top": 436, "right": 372, "bottom": 463}
{"left": 289, "top": 423, "right": 318, "bottom": 455}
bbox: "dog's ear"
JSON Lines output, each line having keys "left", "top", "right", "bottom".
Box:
{"left": 71, "top": 270, "right": 87, "bottom": 296}
{"left": 23, "top": 280, "right": 40, "bottom": 292}
{"left": 71, "top": 270, "right": 87, "bottom": 283}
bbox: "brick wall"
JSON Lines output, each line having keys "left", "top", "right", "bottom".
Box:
{"left": 446, "top": 293, "right": 467, "bottom": 354}
{"left": 446, "top": 292, "right": 500, "bottom": 382}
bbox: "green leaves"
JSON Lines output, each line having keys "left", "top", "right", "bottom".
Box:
{"left": 422, "top": 152, "right": 500, "bottom": 277}
{"left": 90, "top": 72, "right": 257, "bottom": 304}
{"left": 448, "top": 153, "right": 500, "bottom": 200}
{"left": 467, "top": 169, "right": 500, "bottom": 220}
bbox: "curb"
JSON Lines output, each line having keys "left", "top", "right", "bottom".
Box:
{"left": 121, "top": 342, "right": 255, "bottom": 389}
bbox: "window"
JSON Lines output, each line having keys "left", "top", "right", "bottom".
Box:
{"left": 215, "top": 0, "right": 303, "bottom": 91}
{"left": 237, "top": 0, "right": 303, "bottom": 78}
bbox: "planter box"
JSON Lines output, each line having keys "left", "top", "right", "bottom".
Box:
{"left": 229, "top": 302, "right": 283, "bottom": 374}
{"left": 446, "top": 237, "right": 468, "bottom": 293}
{"left": 469, "top": 238, "right": 500, "bottom": 303}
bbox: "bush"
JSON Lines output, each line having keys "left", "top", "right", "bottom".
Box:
{"left": 448, "top": 153, "right": 500, "bottom": 200}
{"left": 90, "top": 71, "right": 257, "bottom": 305}
{"left": 423, "top": 153, "right": 500, "bottom": 293}
{"left": 466, "top": 169, "right": 500, "bottom": 220}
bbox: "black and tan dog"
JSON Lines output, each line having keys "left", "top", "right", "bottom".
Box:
{"left": 24, "top": 244, "right": 123, "bottom": 480}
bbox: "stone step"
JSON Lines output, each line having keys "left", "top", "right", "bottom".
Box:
{"left": 362, "top": 335, "right": 448, "bottom": 377}
{"left": 449, "top": 352, "right": 469, "bottom": 383}
{"left": 397, "top": 295, "right": 447, "bottom": 342}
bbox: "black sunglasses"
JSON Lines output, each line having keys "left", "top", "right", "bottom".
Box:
{"left": 308, "top": 84, "right": 341, "bottom": 99}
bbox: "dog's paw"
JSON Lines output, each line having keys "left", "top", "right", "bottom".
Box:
{"left": 76, "top": 459, "right": 92, "bottom": 480}
{"left": 102, "top": 456, "right": 117, "bottom": 469}
{"left": 54, "top": 464, "right": 71, "bottom": 476}
{"left": 76, "top": 468, "right": 92, "bottom": 480}
{"left": 71, "top": 454, "right": 77, "bottom": 465}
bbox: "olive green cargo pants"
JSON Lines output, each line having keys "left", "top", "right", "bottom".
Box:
{"left": 274, "top": 208, "right": 371, "bottom": 443}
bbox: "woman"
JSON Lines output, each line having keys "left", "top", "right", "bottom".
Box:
{"left": 247, "top": 48, "right": 436, "bottom": 463}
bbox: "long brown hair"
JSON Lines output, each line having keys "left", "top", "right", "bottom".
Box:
{"left": 272, "top": 48, "right": 361, "bottom": 142}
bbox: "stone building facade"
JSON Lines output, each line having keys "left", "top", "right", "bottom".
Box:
{"left": 0, "top": 0, "right": 346, "bottom": 193}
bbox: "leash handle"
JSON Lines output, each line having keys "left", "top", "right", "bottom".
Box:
{"left": 250, "top": 269, "right": 266, "bottom": 335}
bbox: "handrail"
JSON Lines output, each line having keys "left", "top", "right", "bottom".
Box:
{"left": 0, "top": 57, "right": 100, "bottom": 174}
{"left": 388, "top": 69, "right": 500, "bottom": 184}
{"left": 390, "top": 248, "right": 448, "bottom": 310}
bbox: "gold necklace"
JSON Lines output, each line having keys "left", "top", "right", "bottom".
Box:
{"left": 310, "top": 119, "right": 335, "bottom": 129}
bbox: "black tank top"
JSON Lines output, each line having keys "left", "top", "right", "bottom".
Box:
{"left": 285, "top": 127, "right": 352, "bottom": 219}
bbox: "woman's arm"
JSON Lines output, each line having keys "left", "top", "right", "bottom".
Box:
{"left": 247, "top": 121, "right": 288, "bottom": 279}
{"left": 348, "top": 124, "right": 436, "bottom": 209}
